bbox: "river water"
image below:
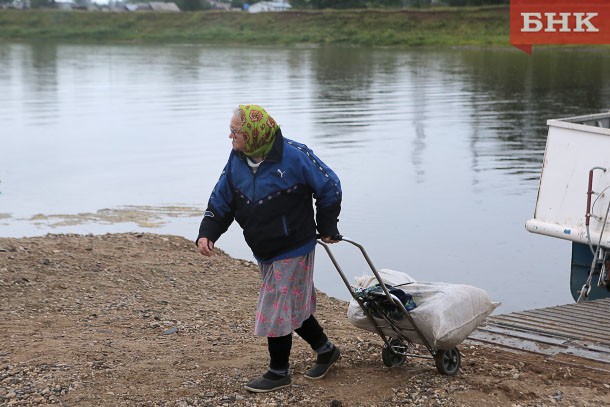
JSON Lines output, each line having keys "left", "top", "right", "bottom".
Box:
{"left": 1, "top": 42, "right": 609, "bottom": 313}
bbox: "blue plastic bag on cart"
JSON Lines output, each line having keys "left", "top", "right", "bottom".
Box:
{"left": 356, "top": 284, "right": 417, "bottom": 321}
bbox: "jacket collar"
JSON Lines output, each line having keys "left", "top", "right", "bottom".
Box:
{"left": 265, "top": 128, "right": 284, "bottom": 162}
{"left": 237, "top": 128, "right": 284, "bottom": 163}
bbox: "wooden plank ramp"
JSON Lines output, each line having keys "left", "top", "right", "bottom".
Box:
{"left": 468, "top": 298, "right": 610, "bottom": 366}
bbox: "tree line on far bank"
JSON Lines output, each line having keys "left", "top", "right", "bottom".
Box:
{"left": 1, "top": 0, "right": 509, "bottom": 11}
{"left": 291, "top": 0, "right": 508, "bottom": 10}
{"left": 181, "top": 0, "right": 509, "bottom": 11}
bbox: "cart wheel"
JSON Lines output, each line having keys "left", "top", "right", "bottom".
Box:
{"left": 434, "top": 347, "right": 461, "bottom": 376}
{"left": 381, "top": 338, "right": 407, "bottom": 367}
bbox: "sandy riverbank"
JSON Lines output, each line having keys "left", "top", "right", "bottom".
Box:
{"left": 1, "top": 233, "right": 609, "bottom": 406}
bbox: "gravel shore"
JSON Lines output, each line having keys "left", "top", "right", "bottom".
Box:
{"left": 1, "top": 233, "right": 609, "bottom": 406}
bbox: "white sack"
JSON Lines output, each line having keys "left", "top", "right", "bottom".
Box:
{"left": 353, "top": 268, "right": 416, "bottom": 288}
{"left": 347, "top": 270, "right": 500, "bottom": 349}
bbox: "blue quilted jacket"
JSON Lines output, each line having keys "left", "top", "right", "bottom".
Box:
{"left": 197, "top": 130, "right": 342, "bottom": 262}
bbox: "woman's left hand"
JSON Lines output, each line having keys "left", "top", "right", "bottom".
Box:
{"left": 321, "top": 235, "right": 340, "bottom": 244}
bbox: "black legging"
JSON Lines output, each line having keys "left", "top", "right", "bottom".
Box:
{"left": 267, "top": 314, "right": 328, "bottom": 370}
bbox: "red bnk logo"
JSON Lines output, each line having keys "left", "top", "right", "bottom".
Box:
{"left": 510, "top": 0, "right": 610, "bottom": 54}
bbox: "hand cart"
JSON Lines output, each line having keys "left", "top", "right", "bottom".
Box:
{"left": 317, "top": 236, "right": 461, "bottom": 375}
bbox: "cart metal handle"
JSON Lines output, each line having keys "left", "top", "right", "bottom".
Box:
{"left": 316, "top": 235, "right": 435, "bottom": 353}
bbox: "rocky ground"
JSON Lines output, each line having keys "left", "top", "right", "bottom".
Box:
{"left": 1, "top": 233, "right": 609, "bottom": 407}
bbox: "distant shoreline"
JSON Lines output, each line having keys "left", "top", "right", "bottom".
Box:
{"left": 0, "top": 7, "right": 509, "bottom": 46}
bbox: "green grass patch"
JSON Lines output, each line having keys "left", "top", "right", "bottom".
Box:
{"left": 0, "top": 7, "right": 510, "bottom": 46}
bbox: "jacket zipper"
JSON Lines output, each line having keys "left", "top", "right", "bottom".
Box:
{"left": 252, "top": 170, "right": 257, "bottom": 204}
{"left": 282, "top": 216, "right": 289, "bottom": 236}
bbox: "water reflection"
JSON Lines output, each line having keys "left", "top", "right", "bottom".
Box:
{"left": 1, "top": 43, "right": 610, "bottom": 313}
{"left": 461, "top": 49, "right": 610, "bottom": 190}
{"left": 22, "top": 43, "right": 59, "bottom": 127}
{"left": 406, "top": 54, "right": 436, "bottom": 185}
{"left": 310, "top": 47, "right": 376, "bottom": 144}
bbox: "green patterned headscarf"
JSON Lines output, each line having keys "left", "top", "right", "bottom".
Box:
{"left": 238, "top": 104, "right": 279, "bottom": 158}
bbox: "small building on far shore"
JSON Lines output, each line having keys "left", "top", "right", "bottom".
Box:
{"left": 149, "top": 2, "right": 180, "bottom": 11}
{"left": 124, "top": 2, "right": 180, "bottom": 11}
{"left": 208, "top": 0, "right": 231, "bottom": 10}
{"left": 125, "top": 3, "right": 151, "bottom": 11}
{"left": 247, "top": 1, "right": 291, "bottom": 13}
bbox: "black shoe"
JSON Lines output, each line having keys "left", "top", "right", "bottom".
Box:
{"left": 244, "top": 372, "right": 291, "bottom": 393}
{"left": 304, "top": 346, "right": 341, "bottom": 380}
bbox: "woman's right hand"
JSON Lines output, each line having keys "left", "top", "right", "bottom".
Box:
{"left": 197, "top": 237, "right": 215, "bottom": 256}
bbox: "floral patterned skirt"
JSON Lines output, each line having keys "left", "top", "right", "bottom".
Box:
{"left": 254, "top": 250, "right": 316, "bottom": 337}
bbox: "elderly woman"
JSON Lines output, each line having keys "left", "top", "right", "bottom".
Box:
{"left": 197, "top": 104, "right": 342, "bottom": 393}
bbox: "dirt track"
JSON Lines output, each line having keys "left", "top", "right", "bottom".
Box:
{"left": 1, "top": 233, "right": 609, "bottom": 406}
